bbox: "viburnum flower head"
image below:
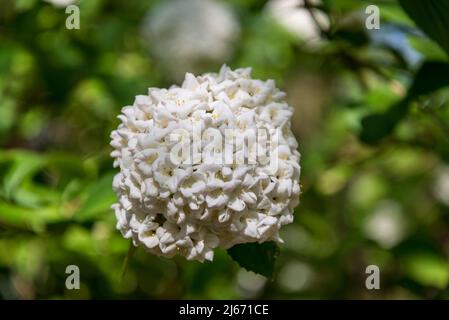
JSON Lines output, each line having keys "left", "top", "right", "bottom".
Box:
{"left": 110, "top": 65, "right": 301, "bottom": 262}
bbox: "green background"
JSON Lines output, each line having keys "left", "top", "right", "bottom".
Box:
{"left": 1, "top": 0, "right": 449, "bottom": 299}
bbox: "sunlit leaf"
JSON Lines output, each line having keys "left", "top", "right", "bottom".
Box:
{"left": 0, "top": 201, "right": 61, "bottom": 232}
{"left": 360, "top": 61, "right": 449, "bottom": 144}
{"left": 3, "top": 151, "right": 47, "bottom": 198}
{"left": 73, "top": 172, "right": 116, "bottom": 222}
{"left": 408, "top": 36, "right": 448, "bottom": 62}
{"left": 399, "top": 0, "right": 449, "bottom": 57}
{"left": 404, "top": 253, "right": 449, "bottom": 289}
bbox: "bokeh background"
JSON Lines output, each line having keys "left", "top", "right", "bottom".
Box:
{"left": 1, "top": 0, "right": 449, "bottom": 299}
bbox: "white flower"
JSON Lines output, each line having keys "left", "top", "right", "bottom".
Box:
{"left": 141, "top": 0, "right": 240, "bottom": 81}
{"left": 111, "top": 65, "right": 301, "bottom": 262}
{"left": 44, "top": 0, "right": 76, "bottom": 7}
{"left": 433, "top": 166, "right": 449, "bottom": 207}
{"left": 266, "top": 0, "right": 329, "bottom": 47}
{"left": 363, "top": 200, "right": 406, "bottom": 249}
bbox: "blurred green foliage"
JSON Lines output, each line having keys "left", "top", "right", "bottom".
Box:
{"left": 1, "top": 0, "right": 449, "bottom": 299}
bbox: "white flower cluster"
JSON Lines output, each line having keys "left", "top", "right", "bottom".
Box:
{"left": 111, "top": 65, "right": 301, "bottom": 261}
{"left": 142, "top": 0, "right": 239, "bottom": 81}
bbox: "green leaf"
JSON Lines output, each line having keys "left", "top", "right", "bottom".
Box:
{"left": 408, "top": 36, "right": 448, "bottom": 62}
{"left": 3, "top": 151, "right": 47, "bottom": 198}
{"left": 227, "top": 241, "right": 279, "bottom": 278}
{"left": 360, "top": 61, "right": 449, "bottom": 144}
{"left": 404, "top": 253, "right": 449, "bottom": 289}
{"left": 73, "top": 172, "right": 116, "bottom": 222}
{"left": 399, "top": 0, "right": 449, "bottom": 57}
{"left": 13, "top": 181, "right": 60, "bottom": 208}
{"left": 360, "top": 100, "right": 409, "bottom": 145}
{"left": 408, "top": 61, "right": 449, "bottom": 97}
{"left": 0, "top": 201, "right": 61, "bottom": 232}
